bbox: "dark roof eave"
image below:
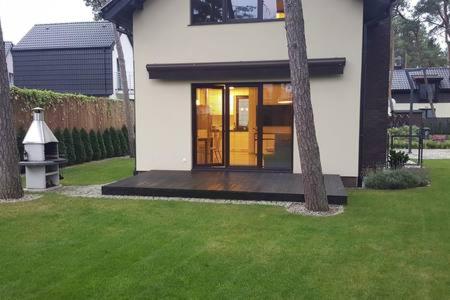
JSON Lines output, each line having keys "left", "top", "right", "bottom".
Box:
{"left": 101, "top": 0, "right": 144, "bottom": 35}
{"left": 146, "top": 58, "right": 346, "bottom": 80}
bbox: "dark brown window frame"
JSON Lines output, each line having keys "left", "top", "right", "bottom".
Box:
{"left": 190, "top": 0, "right": 285, "bottom": 26}
{"left": 192, "top": 81, "right": 294, "bottom": 173}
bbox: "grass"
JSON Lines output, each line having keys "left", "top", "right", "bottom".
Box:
{"left": 60, "top": 157, "right": 134, "bottom": 186}
{"left": 1, "top": 160, "right": 449, "bottom": 299}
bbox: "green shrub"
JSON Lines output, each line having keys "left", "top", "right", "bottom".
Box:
{"left": 16, "top": 127, "right": 26, "bottom": 160}
{"left": 122, "top": 125, "right": 129, "bottom": 142}
{"left": 89, "top": 130, "right": 101, "bottom": 160}
{"left": 53, "top": 128, "right": 67, "bottom": 159}
{"left": 388, "top": 150, "right": 409, "bottom": 169}
{"left": 118, "top": 130, "right": 128, "bottom": 155}
{"left": 10, "top": 86, "right": 95, "bottom": 107}
{"left": 97, "top": 130, "right": 107, "bottom": 159}
{"left": 63, "top": 128, "right": 76, "bottom": 164}
{"left": 388, "top": 126, "right": 420, "bottom": 137}
{"left": 364, "top": 168, "right": 429, "bottom": 190}
{"left": 72, "top": 128, "right": 86, "bottom": 163}
{"left": 80, "top": 128, "right": 93, "bottom": 162}
{"left": 109, "top": 127, "right": 121, "bottom": 156}
{"left": 103, "top": 129, "right": 114, "bottom": 158}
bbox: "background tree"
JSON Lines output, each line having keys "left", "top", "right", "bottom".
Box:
{"left": 97, "top": 130, "right": 107, "bottom": 159}
{"left": 283, "top": 0, "right": 329, "bottom": 212}
{"left": 393, "top": 14, "right": 447, "bottom": 67}
{"left": 415, "top": 0, "right": 450, "bottom": 65}
{"left": 103, "top": 129, "right": 114, "bottom": 158}
{"left": 72, "top": 128, "right": 86, "bottom": 164}
{"left": 80, "top": 128, "right": 93, "bottom": 162}
{"left": 54, "top": 128, "right": 67, "bottom": 159}
{"left": 63, "top": 128, "right": 76, "bottom": 165}
{"left": 109, "top": 127, "right": 122, "bottom": 156}
{"left": 89, "top": 130, "right": 101, "bottom": 160}
{"left": 0, "top": 20, "right": 23, "bottom": 199}
{"left": 84, "top": 0, "right": 136, "bottom": 158}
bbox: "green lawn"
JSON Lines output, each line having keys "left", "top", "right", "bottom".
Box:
{"left": 1, "top": 161, "right": 449, "bottom": 299}
{"left": 60, "top": 157, "right": 134, "bottom": 186}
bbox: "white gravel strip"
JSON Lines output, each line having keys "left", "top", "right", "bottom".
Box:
{"left": 57, "top": 185, "right": 345, "bottom": 216}
{"left": 287, "top": 203, "right": 344, "bottom": 217}
{"left": 0, "top": 194, "right": 43, "bottom": 204}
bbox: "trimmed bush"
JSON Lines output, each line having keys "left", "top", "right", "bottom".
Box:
{"left": 16, "top": 127, "right": 26, "bottom": 160}
{"left": 72, "top": 128, "right": 86, "bottom": 163}
{"left": 364, "top": 168, "right": 429, "bottom": 190}
{"left": 118, "top": 130, "right": 128, "bottom": 155}
{"left": 90, "top": 130, "right": 101, "bottom": 160}
{"left": 109, "top": 127, "right": 122, "bottom": 156}
{"left": 103, "top": 129, "right": 114, "bottom": 158}
{"left": 388, "top": 150, "right": 409, "bottom": 169}
{"left": 53, "top": 128, "right": 67, "bottom": 159}
{"left": 97, "top": 130, "right": 107, "bottom": 159}
{"left": 80, "top": 128, "right": 93, "bottom": 162}
{"left": 63, "top": 128, "right": 76, "bottom": 165}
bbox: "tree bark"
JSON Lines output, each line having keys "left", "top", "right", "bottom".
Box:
{"left": 0, "top": 20, "right": 23, "bottom": 200}
{"left": 389, "top": 9, "right": 395, "bottom": 115}
{"left": 283, "top": 0, "right": 329, "bottom": 212}
{"left": 114, "top": 29, "right": 136, "bottom": 158}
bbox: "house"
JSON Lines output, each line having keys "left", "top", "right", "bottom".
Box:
{"left": 392, "top": 68, "right": 450, "bottom": 119}
{"left": 4, "top": 41, "right": 14, "bottom": 86}
{"left": 100, "top": 0, "right": 394, "bottom": 201}
{"left": 12, "top": 22, "right": 134, "bottom": 99}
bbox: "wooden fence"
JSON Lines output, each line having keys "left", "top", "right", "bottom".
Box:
{"left": 13, "top": 97, "right": 132, "bottom": 132}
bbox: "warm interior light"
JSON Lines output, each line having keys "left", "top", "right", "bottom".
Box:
{"left": 196, "top": 99, "right": 201, "bottom": 106}
{"left": 278, "top": 100, "right": 293, "bottom": 104}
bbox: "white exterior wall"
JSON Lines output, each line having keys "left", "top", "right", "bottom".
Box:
{"left": 394, "top": 102, "right": 450, "bottom": 118}
{"left": 112, "top": 34, "right": 135, "bottom": 99}
{"left": 133, "top": 0, "right": 364, "bottom": 178}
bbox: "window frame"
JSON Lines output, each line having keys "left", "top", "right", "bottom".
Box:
{"left": 190, "top": 0, "right": 285, "bottom": 26}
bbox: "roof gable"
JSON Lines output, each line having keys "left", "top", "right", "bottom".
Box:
{"left": 14, "top": 22, "right": 115, "bottom": 51}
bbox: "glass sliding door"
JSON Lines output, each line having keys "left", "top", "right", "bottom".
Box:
{"left": 193, "top": 83, "right": 293, "bottom": 171}
{"left": 194, "top": 87, "right": 224, "bottom": 166}
{"left": 262, "top": 83, "right": 293, "bottom": 170}
{"left": 228, "top": 86, "right": 259, "bottom": 167}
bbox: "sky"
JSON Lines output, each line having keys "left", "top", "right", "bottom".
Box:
{"left": 0, "top": 0, "right": 95, "bottom": 44}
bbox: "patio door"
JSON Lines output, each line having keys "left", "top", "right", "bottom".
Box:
{"left": 194, "top": 86, "right": 225, "bottom": 166}
{"left": 193, "top": 83, "right": 293, "bottom": 171}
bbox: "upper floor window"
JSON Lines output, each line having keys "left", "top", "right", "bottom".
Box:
{"left": 191, "top": 0, "right": 285, "bottom": 25}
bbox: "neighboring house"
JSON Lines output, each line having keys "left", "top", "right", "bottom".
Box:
{"left": 392, "top": 68, "right": 450, "bottom": 119}
{"left": 4, "top": 41, "right": 14, "bottom": 86}
{"left": 101, "top": 0, "right": 394, "bottom": 188}
{"left": 12, "top": 22, "right": 134, "bottom": 98}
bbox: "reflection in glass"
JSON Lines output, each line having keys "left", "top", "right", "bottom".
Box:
{"left": 192, "top": 0, "right": 224, "bottom": 23}
{"left": 263, "top": 0, "right": 285, "bottom": 19}
{"left": 262, "top": 83, "right": 293, "bottom": 170}
{"left": 228, "top": 0, "right": 258, "bottom": 20}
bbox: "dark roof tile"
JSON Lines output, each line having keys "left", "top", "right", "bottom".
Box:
{"left": 14, "top": 22, "right": 115, "bottom": 51}
{"left": 392, "top": 68, "right": 450, "bottom": 90}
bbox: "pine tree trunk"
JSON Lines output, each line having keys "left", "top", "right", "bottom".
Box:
{"left": 0, "top": 20, "right": 23, "bottom": 200}
{"left": 283, "top": 0, "right": 329, "bottom": 211}
{"left": 114, "top": 29, "right": 136, "bottom": 158}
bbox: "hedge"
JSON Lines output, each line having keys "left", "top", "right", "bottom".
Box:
{"left": 16, "top": 126, "right": 127, "bottom": 167}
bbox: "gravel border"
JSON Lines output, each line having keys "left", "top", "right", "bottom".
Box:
{"left": 287, "top": 203, "right": 344, "bottom": 217}
{"left": 57, "top": 185, "right": 345, "bottom": 216}
{"left": 0, "top": 194, "right": 43, "bottom": 204}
